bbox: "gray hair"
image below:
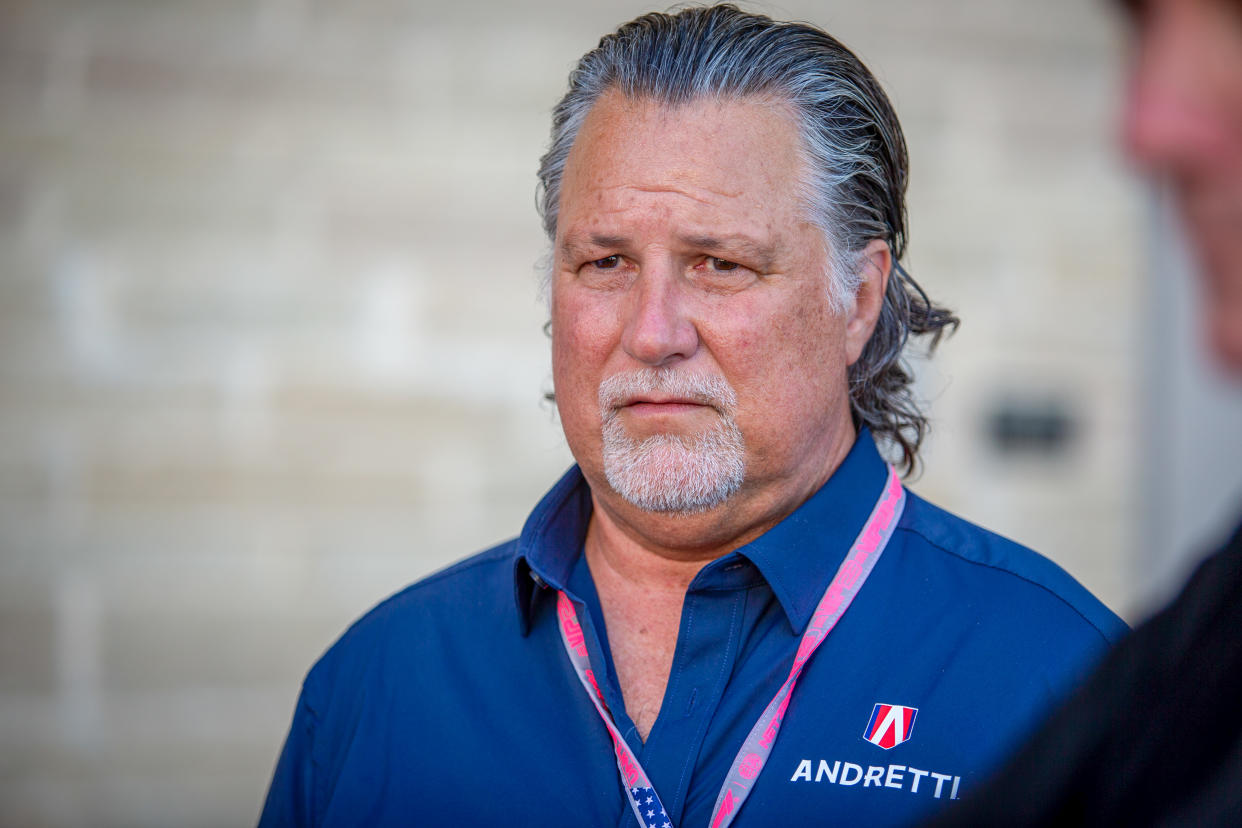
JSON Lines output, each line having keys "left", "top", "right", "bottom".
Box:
{"left": 537, "top": 4, "right": 958, "bottom": 474}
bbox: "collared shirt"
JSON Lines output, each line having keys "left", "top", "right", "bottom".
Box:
{"left": 260, "top": 432, "right": 1125, "bottom": 827}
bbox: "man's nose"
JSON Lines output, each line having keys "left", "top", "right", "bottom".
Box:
{"left": 1122, "top": 7, "right": 1221, "bottom": 173}
{"left": 620, "top": 266, "right": 700, "bottom": 367}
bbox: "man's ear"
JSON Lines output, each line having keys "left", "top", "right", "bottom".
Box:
{"left": 844, "top": 238, "right": 892, "bottom": 366}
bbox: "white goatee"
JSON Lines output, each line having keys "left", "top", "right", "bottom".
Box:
{"left": 598, "top": 368, "right": 745, "bottom": 513}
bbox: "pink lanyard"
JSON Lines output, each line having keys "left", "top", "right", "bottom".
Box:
{"left": 556, "top": 465, "right": 906, "bottom": 828}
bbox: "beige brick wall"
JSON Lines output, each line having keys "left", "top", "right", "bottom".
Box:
{"left": 0, "top": 1, "right": 1144, "bottom": 825}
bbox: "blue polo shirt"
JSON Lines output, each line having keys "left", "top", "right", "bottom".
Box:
{"left": 260, "top": 433, "right": 1125, "bottom": 827}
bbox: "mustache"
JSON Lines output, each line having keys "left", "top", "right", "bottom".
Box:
{"left": 598, "top": 369, "right": 738, "bottom": 415}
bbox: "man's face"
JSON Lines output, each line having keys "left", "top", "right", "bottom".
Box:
{"left": 550, "top": 91, "right": 882, "bottom": 542}
{"left": 1124, "top": 0, "right": 1242, "bottom": 370}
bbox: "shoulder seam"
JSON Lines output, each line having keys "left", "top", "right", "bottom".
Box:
{"left": 333, "top": 542, "right": 518, "bottom": 637}
{"left": 402, "top": 542, "right": 514, "bottom": 593}
{"left": 896, "top": 522, "right": 1118, "bottom": 645}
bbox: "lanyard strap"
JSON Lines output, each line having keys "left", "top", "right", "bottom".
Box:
{"left": 556, "top": 465, "right": 906, "bottom": 828}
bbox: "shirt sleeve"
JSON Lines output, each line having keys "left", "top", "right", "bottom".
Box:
{"left": 258, "top": 684, "right": 319, "bottom": 827}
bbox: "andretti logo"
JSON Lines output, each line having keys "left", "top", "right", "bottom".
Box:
{"left": 863, "top": 703, "right": 918, "bottom": 749}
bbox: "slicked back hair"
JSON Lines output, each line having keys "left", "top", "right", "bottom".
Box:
{"left": 537, "top": 4, "right": 958, "bottom": 474}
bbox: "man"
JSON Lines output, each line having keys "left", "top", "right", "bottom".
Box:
{"left": 259, "top": 6, "right": 1123, "bottom": 827}
{"left": 928, "top": 0, "right": 1242, "bottom": 825}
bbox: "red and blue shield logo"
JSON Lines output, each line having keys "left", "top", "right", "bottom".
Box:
{"left": 863, "top": 703, "right": 918, "bottom": 749}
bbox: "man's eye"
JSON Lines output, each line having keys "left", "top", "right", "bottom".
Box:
{"left": 591, "top": 255, "right": 621, "bottom": 269}
{"left": 709, "top": 258, "right": 740, "bottom": 271}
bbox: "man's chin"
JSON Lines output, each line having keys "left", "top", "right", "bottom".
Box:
{"left": 602, "top": 436, "right": 745, "bottom": 514}
{"left": 1209, "top": 309, "right": 1242, "bottom": 375}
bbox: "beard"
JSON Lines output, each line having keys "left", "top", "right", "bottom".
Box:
{"left": 597, "top": 369, "right": 745, "bottom": 513}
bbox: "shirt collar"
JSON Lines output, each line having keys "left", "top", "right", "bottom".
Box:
{"left": 513, "top": 430, "right": 892, "bottom": 636}
{"left": 732, "top": 430, "right": 891, "bottom": 633}
{"left": 512, "top": 465, "right": 594, "bottom": 634}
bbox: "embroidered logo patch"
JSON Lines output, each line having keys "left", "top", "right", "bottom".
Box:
{"left": 863, "top": 703, "right": 918, "bottom": 749}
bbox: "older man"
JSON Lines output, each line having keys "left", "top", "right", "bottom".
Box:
{"left": 930, "top": 0, "right": 1242, "bottom": 825}
{"left": 259, "top": 6, "right": 1122, "bottom": 827}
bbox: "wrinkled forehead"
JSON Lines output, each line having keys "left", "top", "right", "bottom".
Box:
{"left": 560, "top": 90, "right": 816, "bottom": 220}
{"left": 570, "top": 88, "right": 804, "bottom": 156}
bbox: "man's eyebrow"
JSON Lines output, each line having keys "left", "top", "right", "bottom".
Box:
{"left": 679, "top": 234, "right": 778, "bottom": 268}
{"left": 1111, "top": 0, "right": 1148, "bottom": 20}
{"left": 558, "top": 232, "right": 780, "bottom": 268}
{"left": 559, "top": 234, "right": 630, "bottom": 259}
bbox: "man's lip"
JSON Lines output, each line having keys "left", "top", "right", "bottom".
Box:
{"left": 623, "top": 396, "right": 704, "bottom": 406}
{"left": 618, "top": 399, "right": 713, "bottom": 416}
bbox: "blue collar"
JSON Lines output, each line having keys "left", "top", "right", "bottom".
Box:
{"left": 513, "top": 430, "right": 893, "bottom": 636}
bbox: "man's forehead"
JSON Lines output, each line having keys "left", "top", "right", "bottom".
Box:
{"left": 558, "top": 93, "right": 807, "bottom": 210}
{"left": 572, "top": 88, "right": 801, "bottom": 151}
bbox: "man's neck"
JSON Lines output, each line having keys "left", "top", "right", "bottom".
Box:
{"left": 584, "top": 508, "right": 716, "bottom": 594}
{"left": 583, "top": 513, "right": 709, "bottom": 742}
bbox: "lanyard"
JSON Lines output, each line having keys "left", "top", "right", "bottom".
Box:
{"left": 556, "top": 465, "right": 906, "bottom": 828}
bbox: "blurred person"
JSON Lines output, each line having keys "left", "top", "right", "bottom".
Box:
{"left": 258, "top": 6, "right": 1124, "bottom": 826}
{"left": 927, "top": 0, "right": 1242, "bottom": 825}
